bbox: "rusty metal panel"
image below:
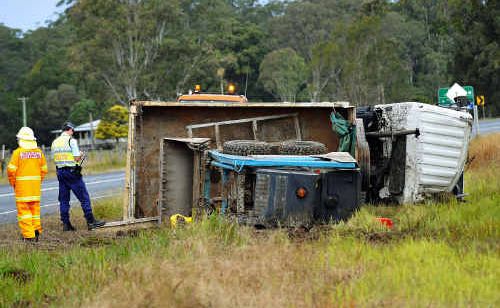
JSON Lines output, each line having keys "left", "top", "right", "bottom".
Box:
{"left": 128, "top": 101, "right": 354, "bottom": 218}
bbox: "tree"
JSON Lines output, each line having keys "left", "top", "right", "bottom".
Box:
{"left": 68, "top": 0, "right": 182, "bottom": 103}
{"left": 339, "top": 11, "right": 410, "bottom": 105}
{"left": 0, "top": 25, "right": 30, "bottom": 148}
{"left": 393, "top": 0, "right": 456, "bottom": 103}
{"left": 450, "top": 0, "right": 500, "bottom": 116}
{"left": 156, "top": 0, "right": 270, "bottom": 100}
{"left": 69, "top": 99, "right": 98, "bottom": 125}
{"left": 31, "top": 84, "right": 80, "bottom": 145}
{"left": 95, "top": 105, "right": 128, "bottom": 144}
{"left": 316, "top": 6, "right": 413, "bottom": 105}
{"left": 16, "top": 22, "right": 80, "bottom": 146}
{"left": 258, "top": 48, "right": 307, "bottom": 102}
{"left": 270, "top": 0, "right": 363, "bottom": 102}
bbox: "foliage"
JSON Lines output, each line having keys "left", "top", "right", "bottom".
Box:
{"left": 69, "top": 98, "right": 98, "bottom": 125}
{"left": 95, "top": 105, "right": 128, "bottom": 142}
{"left": 31, "top": 84, "right": 79, "bottom": 144}
{"left": 68, "top": 0, "right": 183, "bottom": 103}
{"left": 449, "top": 0, "right": 500, "bottom": 116}
{"left": 0, "top": 25, "right": 31, "bottom": 149}
{"left": 258, "top": 48, "right": 307, "bottom": 102}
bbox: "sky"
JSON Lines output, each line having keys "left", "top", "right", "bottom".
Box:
{"left": 0, "top": 0, "right": 67, "bottom": 32}
{"left": 0, "top": 0, "right": 274, "bottom": 32}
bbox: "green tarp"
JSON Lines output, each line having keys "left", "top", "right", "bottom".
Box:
{"left": 330, "top": 112, "right": 356, "bottom": 157}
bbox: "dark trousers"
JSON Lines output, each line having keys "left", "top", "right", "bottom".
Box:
{"left": 56, "top": 168, "right": 93, "bottom": 224}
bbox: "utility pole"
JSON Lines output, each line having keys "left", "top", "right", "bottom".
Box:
{"left": 89, "top": 112, "right": 96, "bottom": 150}
{"left": 17, "top": 97, "right": 28, "bottom": 126}
{"left": 1, "top": 144, "right": 5, "bottom": 177}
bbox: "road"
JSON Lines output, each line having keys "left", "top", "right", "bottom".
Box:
{"left": 0, "top": 171, "right": 125, "bottom": 224}
{"left": 478, "top": 118, "right": 500, "bottom": 135}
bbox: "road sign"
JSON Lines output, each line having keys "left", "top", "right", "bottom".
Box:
{"left": 447, "top": 83, "right": 467, "bottom": 101}
{"left": 438, "top": 85, "right": 475, "bottom": 106}
{"left": 476, "top": 95, "right": 485, "bottom": 106}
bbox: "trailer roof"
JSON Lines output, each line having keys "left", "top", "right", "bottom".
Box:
{"left": 134, "top": 101, "right": 353, "bottom": 108}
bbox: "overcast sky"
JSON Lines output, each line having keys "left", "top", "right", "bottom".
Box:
{"left": 0, "top": 0, "right": 67, "bottom": 32}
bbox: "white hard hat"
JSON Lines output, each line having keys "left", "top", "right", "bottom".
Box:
{"left": 16, "top": 127, "right": 37, "bottom": 141}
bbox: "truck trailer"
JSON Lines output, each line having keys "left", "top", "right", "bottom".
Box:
{"left": 110, "top": 99, "right": 357, "bottom": 227}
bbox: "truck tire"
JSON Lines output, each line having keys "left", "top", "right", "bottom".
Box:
{"left": 222, "top": 140, "right": 273, "bottom": 156}
{"left": 278, "top": 140, "right": 327, "bottom": 155}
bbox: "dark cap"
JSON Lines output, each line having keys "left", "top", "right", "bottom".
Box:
{"left": 62, "top": 121, "right": 76, "bottom": 131}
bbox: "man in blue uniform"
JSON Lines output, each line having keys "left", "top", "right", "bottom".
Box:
{"left": 51, "top": 122, "right": 105, "bottom": 231}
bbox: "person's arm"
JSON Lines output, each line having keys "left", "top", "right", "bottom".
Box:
{"left": 40, "top": 151, "right": 48, "bottom": 181}
{"left": 69, "top": 138, "right": 82, "bottom": 162}
{"left": 7, "top": 150, "right": 19, "bottom": 188}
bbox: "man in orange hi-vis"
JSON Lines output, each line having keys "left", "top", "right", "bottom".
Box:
{"left": 7, "top": 127, "right": 48, "bottom": 242}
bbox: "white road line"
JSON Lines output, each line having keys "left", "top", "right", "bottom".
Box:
{"left": 0, "top": 193, "right": 120, "bottom": 215}
{"left": 0, "top": 177, "right": 124, "bottom": 197}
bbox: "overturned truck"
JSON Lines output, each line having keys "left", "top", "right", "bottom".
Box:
{"left": 116, "top": 100, "right": 361, "bottom": 227}
{"left": 109, "top": 99, "right": 471, "bottom": 228}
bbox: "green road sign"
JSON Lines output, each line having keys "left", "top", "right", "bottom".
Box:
{"left": 438, "top": 86, "right": 475, "bottom": 106}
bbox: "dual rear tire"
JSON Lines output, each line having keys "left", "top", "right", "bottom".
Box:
{"left": 222, "top": 140, "right": 327, "bottom": 156}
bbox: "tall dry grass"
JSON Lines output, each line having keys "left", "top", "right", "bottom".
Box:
{"left": 467, "top": 133, "right": 500, "bottom": 171}
{"left": 86, "top": 220, "right": 498, "bottom": 308}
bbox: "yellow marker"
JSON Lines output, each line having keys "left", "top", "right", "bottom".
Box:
{"left": 227, "top": 83, "right": 236, "bottom": 94}
{"left": 476, "top": 95, "right": 485, "bottom": 106}
{"left": 170, "top": 214, "right": 193, "bottom": 228}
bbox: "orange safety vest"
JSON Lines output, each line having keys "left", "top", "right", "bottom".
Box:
{"left": 7, "top": 148, "right": 48, "bottom": 202}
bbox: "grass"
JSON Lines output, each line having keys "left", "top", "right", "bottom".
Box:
{"left": 0, "top": 148, "right": 126, "bottom": 185}
{"left": 0, "top": 134, "right": 498, "bottom": 307}
{"left": 467, "top": 132, "right": 499, "bottom": 171}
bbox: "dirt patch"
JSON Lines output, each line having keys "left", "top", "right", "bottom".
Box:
{"left": 287, "top": 225, "right": 333, "bottom": 242}
{"left": 79, "top": 236, "right": 115, "bottom": 248}
{"left": 364, "top": 232, "right": 393, "bottom": 244}
{"left": 11, "top": 299, "right": 33, "bottom": 308}
{"left": 8, "top": 293, "right": 55, "bottom": 308}
{"left": 0, "top": 267, "right": 31, "bottom": 284}
{"left": 116, "top": 228, "right": 140, "bottom": 238}
{"left": 362, "top": 230, "right": 407, "bottom": 244}
{"left": 0, "top": 214, "right": 149, "bottom": 251}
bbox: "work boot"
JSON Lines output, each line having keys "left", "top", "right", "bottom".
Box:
{"left": 63, "top": 222, "right": 76, "bottom": 231}
{"left": 87, "top": 217, "right": 106, "bottom": 230}
{"left": 22, "top": 237, "right": 37, "bottom": 243}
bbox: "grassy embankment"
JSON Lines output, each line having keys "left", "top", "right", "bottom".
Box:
{"left": 0, "top": 149, "right": 126, "bottom": 185}
{"left": 0, "top": 134, "right": 498, "bottom": 307}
